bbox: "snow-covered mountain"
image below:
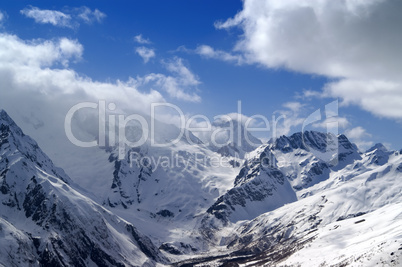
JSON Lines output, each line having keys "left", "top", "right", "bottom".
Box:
{"left": 205, "top": 145, "right": 297, "bottom": 224}
{"left": 268, "top": 131, "right": 361, "bottom": 193}
{"left": 182, "top": 132, "right": 402, "bottom": 266}
{"left": 0, "top": 110, "right": 167, "bottom": 266}
{"left": 1, "top": 108, "right": 401, "bottom": 266}
{"left": 202, "top": 131, "right": 361, "bottom": 226}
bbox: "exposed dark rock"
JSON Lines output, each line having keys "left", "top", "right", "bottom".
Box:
{"left": 157, "top": 209, "right": 175, "bottom": 217}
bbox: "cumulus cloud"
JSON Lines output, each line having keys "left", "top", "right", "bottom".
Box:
{"left": 135, "top": 46, "right": 155, "bottom": 63}
{"left": 0, "top": 34, "right": 83, "bottom": 67}
{"left": 0, "top": 33, "right": 166, "bottom": 155}
{"left": 216, "top": 0, "right": 402, "bottom": 120}
{"left": 134, "top": 34, "right": 151, "bottom": 44}
{"left": 324, "top": 79, "right": 402, "bottom": 119}
{"left": 0, "top": 34, "right": 202, "bottom": 114}
{"left": 0, "top": 33, "right": 163, "bottom": 110}
{"left": 21, "top": 6, "right": 72, "bottom": 27}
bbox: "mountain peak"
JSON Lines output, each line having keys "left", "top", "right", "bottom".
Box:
{"left": 366, "top": 143, "right": 388, "bottom": 153}
{"left": 0, "top": 109, "right": 71, "bottom": 184}
{"left": 0, "top": 109, "right": 16, "bottom": 126}
{"left": 270, "top": 130, "right": 336, "bottom": 153}
{"left": 0, "top": 109, "right": 26, "bottom": 143}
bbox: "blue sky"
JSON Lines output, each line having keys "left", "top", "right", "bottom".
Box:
{"left": 1, "top": 0, "right": 402, "bottom": 151}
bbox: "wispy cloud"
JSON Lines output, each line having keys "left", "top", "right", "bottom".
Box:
{"left": 0, "top": 10, "right": 7, "bottom": 26}
{"left": 195, "top": 45, "right": 244, "bottom": 65}
{"left": 275, "top": 101, "right": 351, "bottom": 138}
{"left": 312, "top": 117, "right": 350, "bottom": 130}
{"left": 272, "top": 102, "right": 306, "bottom": 137}
{"left": 282, "top": 102, "right": 304, "bottom": 113}
{"left": 135, "top": 46, "right": 155, "bottom": 63}
{"left": 134, "top": 34, "right": 151, "bottom": 44}
{"left": 20, "top": 6, "right": 106, "bottom": 28}
{"left": 20, "top": 6, "right": 72, "bottom": 28}
{"left": 76, "top": 7, "right": 106, "bottom": 24}
{"left": 134, "top": 57, "right": 201, "bottom": 102}
{"left": 295, "top": 89, "right": 323, "bottom": 100}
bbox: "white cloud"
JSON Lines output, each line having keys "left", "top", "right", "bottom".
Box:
{"left": 345, "top": 126, "right": 371, "bottom": 140}
{"left": 0, "top": 33, "right": 174, "bottom": 181}
{"left": 324, "top": 79, "right": 402, "bottom": 119}
{"left": 21, "top": 6, "right": 72, "bottom": 27}
{"left": 0, "top": 34, "right": 83, "bottom": 67}
{"left": 0, "top": 33, "right": 163, "bottom": 109}
{"left": 164, "top": 57, "right": 200, "bottom": 87}
{"left": 58, "top": 38, "right": 84, "bottom": 66}
{"left": 135, "top": 46, "right": 155, "bottom": 63}
{"left": 134, "top": 57, "right": 201, "bottom": 102}
{"left": 0, "top": 10, "right": 7, "bottom": 26}
{"left": 274, "top": 115, "right": 305, "bottom": 137}
{"left": 272, "top": 102, "right": 306, "bottom": 137}
{"left": 217, "top": 0, "right": 402, "bottom": 119}
{"left": 312, "top": 117, "right": 350, "bottom": 130}
{"left": 352, "top": 140, "right": 374, "bottom": 152}
{"left": 77, "top": 7, "right": 106, "bottom": 24}
{"left": 283, "top": 102, "right": 303, "bottom": 113}
{"left": 345, "top": 126, "right": 373, "bottom": 151}
{"left": 134, "top": 34, "right": 151, "bottom": 44}
{"left": 296, "top": 89, "right": 322, "bottom": 99}
{"left": 20, "top": 6, "right": 106, "bottom": 28}
{"left": 195, "top": 45, "right": 244, "bottom": 64}
{"left": 274, "top": 101, "right": 350, "bottom": 138}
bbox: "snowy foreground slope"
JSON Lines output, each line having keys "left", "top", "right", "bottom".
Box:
{"left": 1, "top": 108, "right": 402, "bottom": 266}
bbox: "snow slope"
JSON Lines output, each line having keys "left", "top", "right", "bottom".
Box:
{"left": 279, "top": 202, "right": 402, "bottom": 267}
